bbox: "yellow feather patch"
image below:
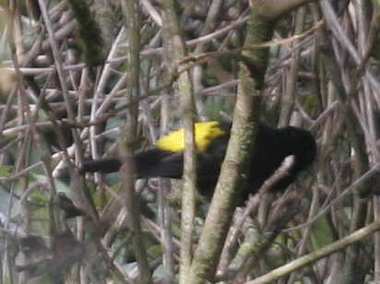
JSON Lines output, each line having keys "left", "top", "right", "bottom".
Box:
{"left": 155, "top": 121, "right": 225, "bottom": 153}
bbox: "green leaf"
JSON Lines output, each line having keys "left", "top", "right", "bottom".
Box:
{"left": 0, "top": 165, "right": 12, "bottom": 177}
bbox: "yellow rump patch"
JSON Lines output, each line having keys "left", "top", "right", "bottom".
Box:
{"left": 155, "top": 121, "right": 225, "bottom": 153}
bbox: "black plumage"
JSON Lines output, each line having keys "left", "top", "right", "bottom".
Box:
{"left": 80, "top": 123, "right": 316, "bottom": 203}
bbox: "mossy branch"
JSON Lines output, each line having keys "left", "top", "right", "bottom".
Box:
{"left": 67, "top": 0, "right": 105, "bottom": 68}
{"left": 189, "top": 8, "right": 273, "bottom": 284}
{"left": 160, "top": 0, "right": 196, "bottom": 283}
{"left": 188, "top": 1, "right": 314, "bottom": 282}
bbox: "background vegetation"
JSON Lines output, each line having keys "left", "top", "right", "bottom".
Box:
{"left": 0, "top": 0, "right": 380, "bottom": 283}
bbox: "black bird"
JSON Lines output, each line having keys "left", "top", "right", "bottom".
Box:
{"left": 80, "top": 122, "right": 316, "bottom": 203}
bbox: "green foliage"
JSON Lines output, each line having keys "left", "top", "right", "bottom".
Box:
{"left": 204, "top": 96, "right": 234, "bottom": 121}
{"left": 0, "top": 165, "right": 12, "bottom": 177}
{"left": 299, "top": 94, "right": 319, "bottom": 118}
{"left": 311, "top": 217, "right": 335, "bottom": 249}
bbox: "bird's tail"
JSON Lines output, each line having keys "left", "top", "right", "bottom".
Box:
{"left": 79, "top": 158, "right": 122, "bottom": 174}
